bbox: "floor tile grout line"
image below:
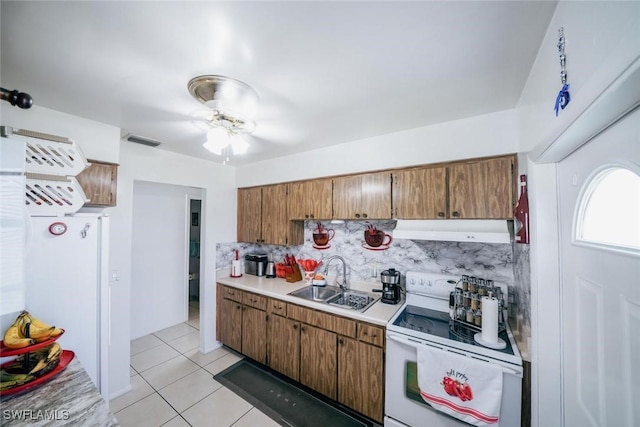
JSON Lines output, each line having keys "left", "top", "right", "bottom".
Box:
{"left": 229, "top": 406, "right": 258, "bottom": 427}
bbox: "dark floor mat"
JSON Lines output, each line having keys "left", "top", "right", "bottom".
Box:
{"left": 214, "top": 359, "right": 375, "bottom": 427}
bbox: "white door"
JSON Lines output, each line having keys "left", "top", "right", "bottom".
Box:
{"left": 557, "top": 108, "right": 640, "bottom": 426}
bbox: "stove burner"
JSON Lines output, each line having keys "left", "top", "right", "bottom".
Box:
{"left": 398, "top": 318, "right": 436, "bottom": 334}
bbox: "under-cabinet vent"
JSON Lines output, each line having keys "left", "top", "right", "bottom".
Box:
{"left": 123, "top": 133, "right": 162, "bottom": 147}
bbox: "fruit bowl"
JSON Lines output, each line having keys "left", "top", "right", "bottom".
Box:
{"left": 0, "top": 350, "right": 74, "bottom": 397}
{"left": 0, "top": 329, "right": 65, "bottom": 357}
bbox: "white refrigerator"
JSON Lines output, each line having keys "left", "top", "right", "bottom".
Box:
{"left": 24, "top": 214, "right": 110, "bottom": 399}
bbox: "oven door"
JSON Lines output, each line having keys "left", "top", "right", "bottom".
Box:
{"left": 385, "top": 331, "right": 522, "bottom": 427}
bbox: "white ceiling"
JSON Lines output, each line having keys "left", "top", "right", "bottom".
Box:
{"left": 1, "top": 1, "right": 557, "bottom": 166}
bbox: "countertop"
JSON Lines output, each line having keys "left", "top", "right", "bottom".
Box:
{"left": 0, "top": 358, "right": 118, "bottom": 426}
{"left": 216, "top": 272, "right": 404, "bottom": 326}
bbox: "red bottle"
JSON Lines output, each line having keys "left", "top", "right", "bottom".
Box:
{"left": 514, "top": 175, "right": 530, "bottom": 244}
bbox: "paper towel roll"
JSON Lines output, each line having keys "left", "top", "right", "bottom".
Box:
{"left": 231, "top": 260, "right": 243, "bottom": 277}
{"left": 481, "top": 296, "right": 499, "bottom": 343}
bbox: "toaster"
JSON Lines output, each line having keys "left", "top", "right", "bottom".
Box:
{"left": 244, "top": 253, "right": 268, "bottom": 276}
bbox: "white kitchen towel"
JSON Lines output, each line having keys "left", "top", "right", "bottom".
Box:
{"left": 417, "top": 345, "right": 503, "bottom": 426}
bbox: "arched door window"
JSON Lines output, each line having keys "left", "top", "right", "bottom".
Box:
{"left": 575, "top": 166, "right": 640, "bottom": 253}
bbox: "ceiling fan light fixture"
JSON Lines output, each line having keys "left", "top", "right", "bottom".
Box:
{"left": 230, "top": 138, "right": 250, "bottom": 155}
{"left": 189, "top": 74, "right": 258, "bottom": 162}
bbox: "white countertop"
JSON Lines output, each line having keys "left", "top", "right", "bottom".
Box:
{"left": 216, "top": 271, "right": 404, "bottom": 327}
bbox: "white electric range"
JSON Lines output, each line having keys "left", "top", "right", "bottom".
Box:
{"left": 385, "top": 271, "right": 523, "bottom": 427}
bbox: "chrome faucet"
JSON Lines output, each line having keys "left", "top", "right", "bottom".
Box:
{"left": 322, "top": 255, "right": 349, "bottom": 290}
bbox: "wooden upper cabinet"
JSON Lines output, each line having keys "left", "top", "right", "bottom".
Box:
{"left": 393, "top": 166, "right": 447, "bottom": 219}
{"left": 333, "top": 172, "right": 391, "bottom": 220}
{"left": 288, "top": 179, "right": 332, "bottom": 220}
{"left": 238, "top": 184, "right": 301, "bottom": 245}
{"left": 261, "top": 184, "right": 288, "bottom": 246}
{"left": 449, "top": 156, "right": 514, "bottom": 219}
{"left": 237, "top": 187, "right": 262, "bottom": 243}
{"left": 76, "top": 160, "right": 118, "bottom": 206}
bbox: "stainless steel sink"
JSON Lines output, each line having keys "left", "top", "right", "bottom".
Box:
{"left": 288, "top": 285, "right": 342, "bottom": 302}
{"left": 326, "top": 290, "right": 380, "bottom": 312}
{"left": 288, "top": 286, "right": 380, "bottom": 312}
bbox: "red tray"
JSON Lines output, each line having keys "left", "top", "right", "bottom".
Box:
{"left": 0, "top": 350, "right": 74, "bottom": 397}
{"left": 0, "top": 330, "right": 65, "bottom": 357}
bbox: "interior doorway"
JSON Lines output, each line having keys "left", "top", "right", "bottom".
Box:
{"left": 188, "top": 198, "right": 202, "bottom": 330}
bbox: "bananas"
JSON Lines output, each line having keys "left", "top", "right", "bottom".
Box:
{"left": 1, "top": 313, "right": 66, "bottom": 392}
{"left": 0, "top": 343, "right": 63, "bottom": 390}
{"left": 0, "top": 370, "right": 34, "bottom": 391}
{"left": 22, "top": 312, "right": 63, "bottom": 342}
{"left": 2, "top": 314, "right": 34, "bottom": 349}
{"left": 2, "top": 311, "right": 63, "bottom": 348}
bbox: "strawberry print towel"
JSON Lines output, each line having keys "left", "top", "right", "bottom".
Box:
{"left": 417, "top": 345, "right": 503, "bottom": 426}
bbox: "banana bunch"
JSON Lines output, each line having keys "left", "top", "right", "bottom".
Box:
{"left": 2, "top": 311, "right": 63, "bottom": 349}
{"left": 0, "top": 343, "right": 62, "bottom": 391}
{"left": 0, "top": 370, "right": 34, "bottom": 391}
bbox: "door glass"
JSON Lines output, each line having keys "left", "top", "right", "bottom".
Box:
{"left": 576, "top": 167, "right": 640, "bottom": 251}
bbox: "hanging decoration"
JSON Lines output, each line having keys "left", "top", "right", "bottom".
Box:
{"left": 554, "top": 27, "right": 571, "bottom": 116}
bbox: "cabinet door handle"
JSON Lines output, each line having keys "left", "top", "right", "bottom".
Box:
{"left": 293, "top": 324, "right": 298, "bottom": 330}
{"left": 452, "top": 211, "right": 460, "bottom": 217}
{"left": 300, "top": 326, "right": 306, "bottom": 333}
{"left": 355, "top": 213, "right": 361, "bottom": 218}
{"left": 338, "top": 338, "right": 344, "bottom": 345}
{"left": 305, "top": 214, "right": 309, "bottom": 219}
{"left": 438, "top": 212, "right": 445, "bottom": 217}
{"left": 362, "top": 213, "right": 368, "bottom": 218}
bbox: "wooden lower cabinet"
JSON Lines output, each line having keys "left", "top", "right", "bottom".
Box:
{"left": 300, "top": 324, "right": 337, "bottom": 400}
{"left": 217, "top": 285, "right": 385, "bottom": 423}
{"left": 242, "top": 305, "right": 267, "bottom": 364}
{"left": 267, "top": 314, "right": 300, "bottom": 381}
{"left": 220, "top": 298, "right": 242, "bottom": 352}
{"left": 338, "top": 336, "right": 384, "bottom": 422}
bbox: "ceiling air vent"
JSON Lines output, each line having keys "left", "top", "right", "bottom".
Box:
{"left": 123, "top": 133, "right": 162, "bottom": 147}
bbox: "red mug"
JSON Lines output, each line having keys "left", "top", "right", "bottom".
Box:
{"left": 313, "top": 229, "right": 335, "bottom": 246}
{"left": 364, "top": 229, "right": 392, "bottom": 247}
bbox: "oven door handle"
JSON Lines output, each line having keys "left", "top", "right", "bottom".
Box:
{"left": 387, "top": 333, "right": 522, "bottom": 376}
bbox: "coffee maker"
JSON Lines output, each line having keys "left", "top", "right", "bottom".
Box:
{"left": 380, "top": 268, "right": 401, "bottom": 304}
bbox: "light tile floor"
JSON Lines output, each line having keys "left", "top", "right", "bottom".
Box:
{"left": 111, "top": 301, "right": 279, "bottom": 427}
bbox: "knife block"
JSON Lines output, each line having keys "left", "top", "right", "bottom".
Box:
{"left": 286, "top": 264, "right": 303, "bottom": 283}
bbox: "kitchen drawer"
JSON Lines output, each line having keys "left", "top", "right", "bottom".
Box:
{"left": 222, "top": 286, "right": 243, "bottom": 303}
{"left": 268, "top": 298, "right": 287, "bottom": 317}
{"left": 357, "top": 323, "right": 384, "bottom": 347}
{"left": 243, "top": 292, "right": 268, "bottom": 311}
{"left": 288, "top": 304, "right": 356, "bottom": 338}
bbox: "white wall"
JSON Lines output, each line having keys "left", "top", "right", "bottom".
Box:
{"left": 130, "top": 181, "right": 202, "bottom": 339}
{"left": 236, "top": 108, "right": 520, "bottom": 186}
{"left": 517, "top": 1, "right": 640, "bottom": 156}
{"left": 0, "top": 104, "right": 120, "bottom": 163}
{"left": 110, "top": 141, "right": 235, "bottom": 397}
{"left": 515, "top": 2, "right": 640, "bottom": 426}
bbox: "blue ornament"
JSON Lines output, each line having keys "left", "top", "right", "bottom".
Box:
{"left": 554, "top": 84, "right": 570, "bottom": 116}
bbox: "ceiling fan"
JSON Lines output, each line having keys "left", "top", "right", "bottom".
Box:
{"left": 188, "top": 75, "right": 260, "bottom": 163}
{"left": 187, "top": 74, "right": 305, "bottom": 164}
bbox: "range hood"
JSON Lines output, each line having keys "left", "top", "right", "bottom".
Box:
{"left": 393, "top": 220, "right": 512, "bottom": 244}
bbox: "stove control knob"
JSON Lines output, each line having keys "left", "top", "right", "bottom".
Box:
{"left": 418, "top": 278, "right": 425, "bottom": 287}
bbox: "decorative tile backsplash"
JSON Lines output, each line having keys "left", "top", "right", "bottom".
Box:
{"left": 216, "top": 219, "right": 532, "bottom": 356}
{"left": 217, "top": 220, "right": 517, "bottom": 285}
